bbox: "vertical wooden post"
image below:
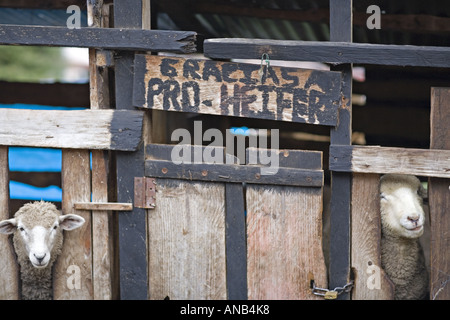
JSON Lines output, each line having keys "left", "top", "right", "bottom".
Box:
{"left": 54, "top": 150, "right": 92, "bottom": 299}
{"left": 0, "top": 147, "right": 19, "bottom": 299}
{"left": 89, "top": 1, "right": 116, "bottom": 300}
{"left": 351, "top": 173, "right": 394, "bottom": 299}
{"left": 329, "top": 0, "right": 353, "bottom": 299}
{"left": 114, "top": 0, "right": 148, "bottom": 299}
{"left": 225, "top": 182, "right": 247, "bottom": 299}
{"left": 429, "top": 87, "right": 450, "bottom": 300}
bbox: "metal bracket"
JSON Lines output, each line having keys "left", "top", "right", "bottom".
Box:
{"left": 134, "top": 177, "right": 156, "bottom": 209}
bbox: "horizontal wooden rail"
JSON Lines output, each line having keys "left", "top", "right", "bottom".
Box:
{"left": 74, "top": 202, "right": 133, "bottom": 211}
{"left": 330, "top": 145, "right": 450, "bottom": 178}
{"left": 146, "top": 144, "right": 323, "bottom": 187}
{"left": 0, "top": 109, "right": 143, "bottom": 151}
{"left": 146, "top": 159, "right": 323, "bottom": 187}
{"left": 0, "top": 24, "right": 196, "bottom": 53}
{"left": 204, "top": 38, "right": 450, "bottom": 68}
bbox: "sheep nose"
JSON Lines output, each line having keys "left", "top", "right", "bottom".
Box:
{"left": 34, "top": 253, "right": 46, "bottom": 264}
{"left": 407, "top": 216, "right": 419, "bottom": 223}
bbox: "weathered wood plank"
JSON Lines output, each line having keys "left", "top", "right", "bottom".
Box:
{"left": 0, "top": 24, "right": 196, "bottom": 53}
{"left": 328, "top": 0, "right": 353, "bottom": 300}
{"left": 148, "top": 180, "right": 227, "bottom": 300}
{"left": 74, "top": 202, "right": 132, "bottom": 211}
{"left": 330, "top": 145, "right": 450, "bottom": 178}
{"left": 0, "top": 81, "right": 89, "bottom": 108}
{"left": 114, "top": 0, "right": 148, "bottom": 300}
{"left": 351, "top": 173, "right": 394, "bottom": 300}
{"left": 0, "top": 146, "right": 19, "bottom": 300}
{"left": 0, "top": 109, "right": 143, "bottom": 151}
{"left": 89, "top": 1, "right": 115, "bottom": 300}
{"left": 428, "top": 87, "right": 450, "bottom": 300}
{"left": 225, "top": 182, "right": 247, "bottom": 300}
{"left": 246, "top": 185, "right": 327, "bottom": 299}
{"left": 204, "top": 38, "right": 450, "bottom": 68}
{"left": 145, "top": 159, "right": 323, "bottom": 187}
{"left": 133, "top": 54, "right": 341, "bottom": 126}
{"left": 54, "top": 150, "right": 92, "bottom": 300}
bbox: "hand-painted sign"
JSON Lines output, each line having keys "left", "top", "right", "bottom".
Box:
{"left": 133, "top": 55, "right": 341, "bottom": 125}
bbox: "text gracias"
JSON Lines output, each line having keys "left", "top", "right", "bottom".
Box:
{"left": 145, "top": 57, "right": 330, "bottom": 123}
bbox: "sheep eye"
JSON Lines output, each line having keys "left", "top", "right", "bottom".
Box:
{"left": 19, "top": 227, "right": 25, "bottom": 232}
{"left": 53, "top": 225, "right": 58, "bottom": 230}
{"left": 380, "top": 193, "right": 387, "bottom": 200}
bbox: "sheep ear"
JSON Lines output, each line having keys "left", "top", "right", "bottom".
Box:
{"left": 59, "top": 214, "right": 85, "bottom": 231}
{"left": 0, "top": 218, "right": 17, "bottom": 235}
{"left": 418, "top": 183, "right": 428, "bottom": 200}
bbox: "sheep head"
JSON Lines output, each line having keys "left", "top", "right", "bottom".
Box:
{"left": 0, "top": 201, "right": 85, "bottom": 269}
{"left": 380, "top": 174, "right": 426, "bottom": 239}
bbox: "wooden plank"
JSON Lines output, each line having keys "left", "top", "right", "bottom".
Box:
{"left": 145, "top": 159, "right": 323, "bottom": 187}
{"left": 0, "top": 146, "right": 19, "bottom": 300}
{"left": 428, "top": 87, "right": 450, "bottom": 300}
{"left": 328, "top": 0, "right": 353, "bottom": 301}
{"left": 89, "top": 0, "right": 115, "bottom": 300}
{"left": 225, "top": 182, "right": 247, "bottom": 300}
{"left": 133, "top": 54, "right": 341, "bottom": 126}
{"left": 0, "top": 109, "right": 143, "bottom": 151}
{"left": 114, "top": 0, "right": 148, "bottom": 300}
{"left": 246, "top": 185, "right": 326, "bottom": 299}
{"left": 330, "top": 145, "right": 450, "bottom": 178}
{"left": 0, "top": 24, "right": 196, "bottom": 53}
{"left": 351, "top": 173, "right": 394, "bottom": 300}
{"left": 74, "top": 202, "right": 132, "bottom": 211}
{"left": 148, "top": 179, "right": 227, "bottom": 300}
{"left": 53, "top": 150, "right": 92, "bottom": 300}
{"left": 204, "top": 38, "right": 450, "bottom": 68}
{"left": 0, "top": 81, "right": 89, "bottom": 108}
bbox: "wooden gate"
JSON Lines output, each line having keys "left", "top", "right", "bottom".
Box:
{"left": 141, "top": 144, "right": 327, "bottom": 299}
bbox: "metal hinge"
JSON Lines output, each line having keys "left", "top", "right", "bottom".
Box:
{"left": 310, "top": 280, "right": 354, "bottom": 300}
{"left": 134, "top": 177, "right": 156, "bottom": 209}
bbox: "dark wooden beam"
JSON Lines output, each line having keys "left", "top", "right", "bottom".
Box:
{"left": 328, "top": 0, "right": 353, "bottom": 301}
{"left": 204, "top": 38, "right": 450, "bottom": 68}
{"left": 0, "top": 81, "right": 89, "bottom": 108}
{"left": 0, "top": 24, "right": 196, "bottom": 53}
{"left": 114, "top": 0, "right": 148, "bottom": 300}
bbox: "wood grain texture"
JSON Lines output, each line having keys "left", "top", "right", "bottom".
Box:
{"left": 428, "top": 87, "right": 450, "bottom": 300}
{"left": 204, "top": 38, "right": 450, "bottom": 68}
{"left": 148, "top": 180, "right": 227, "bottom": 300}
{"left": 74, "top": 202, "right": 132, "bottom": 211}
{"left": 328, "top": 0, "right": 353, "bottom": 300}
{"left": 351, "top": 173, "right": 394, "bottom": 300}
{"left": 133, "top": 54, "right": 341, "bottom": 126}
{"left": 53, "top": 150, "right": 92, "bottom": 300}
{"left": 89, "top": 3, "right": 115, "bottom": 299}
{"left": 330, "top": 145, "right": 450, "bottom": 178}
{"left": 246, "top": 185, "right": 326, "bottom": 299}
{"left": 0, "top": 146, "right": 19, "bottom": 300}
{"left": 0, "top": 109, "right": 143, "bottom": 151}
{"left": 0, "top": 24, "right": 196, "bottom": 52}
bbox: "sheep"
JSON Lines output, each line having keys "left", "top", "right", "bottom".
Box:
{"left": 380, "top": 174, "right": 429, "bottom": 300}
{"left": 0, "top": 201, "right": 85, "bottom": 300}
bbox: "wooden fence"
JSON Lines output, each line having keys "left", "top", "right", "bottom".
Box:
{"left": 0, "top": 0, "right": 449, "bottom": 300}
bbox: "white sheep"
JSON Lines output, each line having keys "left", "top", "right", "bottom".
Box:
{"left": 380, "top": 174, "right": 429, "bottom": 300}
{"left": 0, "top": 201, "right": 85, "bottom": 300}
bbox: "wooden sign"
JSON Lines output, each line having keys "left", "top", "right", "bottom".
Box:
{"left": 133, "top": 55, "right": 342, "bottom": 126}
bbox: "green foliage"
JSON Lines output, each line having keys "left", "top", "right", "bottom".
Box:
{"left": 0, "top": 46, "right": 65, "bottom": 82}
